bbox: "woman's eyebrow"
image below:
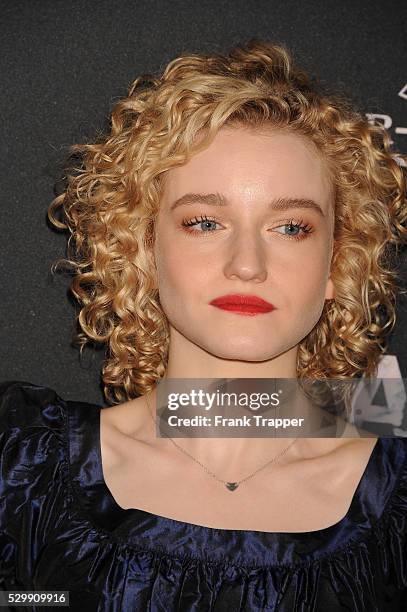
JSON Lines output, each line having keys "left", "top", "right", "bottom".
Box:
{"left": 170, "top": 193, "right": 325, "bottom": 217}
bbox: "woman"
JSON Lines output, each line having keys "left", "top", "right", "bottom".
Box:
{"left": 1, "top": 40, "right": 407, "bottom": 610}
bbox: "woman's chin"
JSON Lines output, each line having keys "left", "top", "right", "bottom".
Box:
{"left": 196, "top": 339, "right": 287, "bottom": 363}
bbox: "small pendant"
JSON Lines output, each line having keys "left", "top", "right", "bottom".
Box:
{"left": 226, "top": 482, "right": 239, "bottom": 491}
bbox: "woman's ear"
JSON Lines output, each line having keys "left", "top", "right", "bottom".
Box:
{"left": 325, "top": 277, "right": 335, "bottom": 300}
{"left": 325, "top": 238, "right": 335, "bottom": 300}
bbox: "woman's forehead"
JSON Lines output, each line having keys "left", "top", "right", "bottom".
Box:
{"left": 162, "top": 128, "right": 334, "bottom": 213}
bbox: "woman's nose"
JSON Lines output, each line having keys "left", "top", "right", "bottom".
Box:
{"left": 222, "top": 229, "right": 268, "bottom": 283}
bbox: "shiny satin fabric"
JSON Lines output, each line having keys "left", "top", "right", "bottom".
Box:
{"left": 1, "top": 380, "right": 407, "bottom": 611}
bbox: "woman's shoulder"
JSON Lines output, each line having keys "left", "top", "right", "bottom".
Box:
{"left": 0, "top": 379, "right": 103, "bottom": 426}
{"left": 0, "top": 380, "right": 106, "bottom": 468}
{"left": 0, "top": 381, "right": 75, "bottom": 467}
{"left": 0, "top": 380, "right": 66, "bottom": 429}
{"left": 380, "top": 435, "right": 407, "bottom": 466}
{"left": 0, "top": 381, "right": 70, "bottom": 525}
{"left": 0, "top": 379, "right": 68, "bottom": 459}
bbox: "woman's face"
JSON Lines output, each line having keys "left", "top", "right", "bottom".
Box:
{"left": 153, "top": 127, "right": 335, "bottom": 362}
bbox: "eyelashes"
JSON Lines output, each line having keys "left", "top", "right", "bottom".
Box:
{"left": 180, "top": 214, "right": 314, "bottom": 241}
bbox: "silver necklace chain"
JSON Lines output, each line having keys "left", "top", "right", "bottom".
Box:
{"left": 145, "top": 393, "right": 299, "bottom": 492}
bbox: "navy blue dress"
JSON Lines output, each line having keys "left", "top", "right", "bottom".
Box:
{"left": 1, "top": 381, "right": 407, "bottom": 611}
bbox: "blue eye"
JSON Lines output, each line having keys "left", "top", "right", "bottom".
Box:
{"left": 275, "top": 222, "right": 302, "bottom": 237}
{"left": 181, "top": 215, "right": 219, "bottom": 233}
{"left": 274, "top": 220, "right": 313, "bottom": 240}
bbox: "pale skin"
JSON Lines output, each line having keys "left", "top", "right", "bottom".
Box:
{"left": 100, "top": 127, "right": 378, "bottom": 532}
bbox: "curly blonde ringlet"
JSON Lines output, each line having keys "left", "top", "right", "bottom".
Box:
{"left": 48, "top": 40, "right": 407, "bottom": 405}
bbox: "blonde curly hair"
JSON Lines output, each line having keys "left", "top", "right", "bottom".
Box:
{"left": 48, "top": 40, "right": 407, "bottom": 405}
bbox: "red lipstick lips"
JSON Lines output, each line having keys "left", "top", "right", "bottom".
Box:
{"left": 209, "top": 294, "right": 276, "bottom": 316}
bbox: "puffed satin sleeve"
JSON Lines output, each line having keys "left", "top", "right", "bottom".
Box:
{"left": 0, "top": 381, "right": 65, "bottom": 592}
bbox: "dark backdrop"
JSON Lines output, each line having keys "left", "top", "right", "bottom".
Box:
{"left": 1, "top": 0, "right": 406, "bottom": 407}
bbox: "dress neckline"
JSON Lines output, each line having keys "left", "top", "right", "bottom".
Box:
{"left": 67, "top": 397, "right": 383, "bottom": 541}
